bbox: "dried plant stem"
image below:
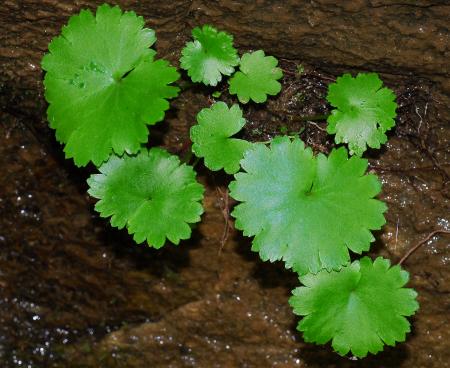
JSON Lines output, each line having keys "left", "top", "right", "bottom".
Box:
{"left": 216, "top": 187, "right": 232, "bottom": 254}
{"left": 398, "top": 229, "right": 450, "bottom": 265}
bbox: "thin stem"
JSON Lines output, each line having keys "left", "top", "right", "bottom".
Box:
{"left": 216, "top": 187, "right": 231, "bottom": 255}
{"left": 181, "top": 149, "right": 193, "bottom": 165}
{"left": 398, "top": 229, "right": 450, "bottom": 265}
{"left": 308, "top": 121, "right": 326, "bottom": 131}
{"left": 191, "top": 157, "right": 201, "bottom": 168}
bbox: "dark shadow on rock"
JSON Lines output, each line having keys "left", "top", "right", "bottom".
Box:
{"left": 91, "top": 215, "right": 202, "bottom": 277}
{"left": 232, "top": 230, "right": 298, "bottom": 292}
{"left": 298, "top": 342, "right": 409, "bottom": 368}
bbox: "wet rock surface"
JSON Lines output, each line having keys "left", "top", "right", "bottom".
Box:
{"left": 191, "top": 0, "right": 450, "bottom": 95}
{"left": 0, "top": 1, "right": 449, "bottom": 367}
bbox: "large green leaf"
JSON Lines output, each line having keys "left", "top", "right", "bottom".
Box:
{"left": 290, "top": 257, "right": 419, "bottom": 358}
{"left": 87, "top": 148, "right": 204, "bottom": 248}
{"left": 190, "top": 102, "right": 252, "bottom": 174}
{"left": 326, "top": 73, "right": 397, "bottom": 156}
{"left": 42, "top": 4, "right": 179, "bottom": 166}
{"left": 180, "top": 25, "right": 239, "bottom": 86}
{"left": 229, "top": 137, "right": 386, "bottom": 275}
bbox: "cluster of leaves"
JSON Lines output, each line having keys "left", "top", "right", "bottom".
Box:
{"left": 42, "top": 4, "right": 204, "bottom": 247}
{"left": 185, "top": 26, "right": 416, "bottom": 359}
{"left": 181, "top": 25, "right": 283, "bottom": 103}
{"left": 223, "top": 131, "right": 416, "bottom": 360}
{"left": 42, "top": 3, "right": 418, "bottom": 360}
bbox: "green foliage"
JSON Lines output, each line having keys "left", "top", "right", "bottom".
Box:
{"left": 180, "top": 25, "right": 239, "bottom": 86}
{"left": 326, "top": 73, "right": 397, "bottom": 156}
{"left": 290, "top": 257, "right": 419, "bottom": 358}
{"left": 229, "top": 50, "right": 283, "bottom": 103}
{"left": 229, "top": 136, "right": 386, "bottom": 275}
{"left": 42, "top": 9, "right": 414, "bottom": 358}
{"left": 41, "top": 4, "right": 179, "bottom": 167}
{"left": 87, "top": 148, "right": 204, "bottom": 248}
{"left": 190, "top": 102, "right": 252, "bottom": 174}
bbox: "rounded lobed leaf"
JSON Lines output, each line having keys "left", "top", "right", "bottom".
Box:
{"left": 289, "top": 257, "right": 419, "bottom": 358}
{"left": 42, "top": 4, "right": 180, "bottom": 167}
{"left": 228, "top": 50, "right": 283, "bottom": 103}
{"left": 87, "top": 148, "right": 204, "bottom": 248}
{"left": 229, "top": 136, "right": 387, "bottom": 275}
{"left": 326, "top": 73, "right": 397, "bottom": 156}
{"left": 190, "top": 102, "right": 252, "bottom": 174}
{"left": 180, "top": 25, "right": 239, "bottom": 86}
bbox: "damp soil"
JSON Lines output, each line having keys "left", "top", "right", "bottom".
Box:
{"left": 1, "top": 1, "right": 450, "bottom": 368}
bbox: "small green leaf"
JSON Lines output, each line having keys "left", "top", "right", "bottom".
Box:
{"left": 41, "top": 4, "right": 180, "bottom": 167}
{"left": 180, "top": 25, "right": 239, "bottom": 86}
{"left": 229, "top": 136, "right": 386, "bottom": 275}
{"left": 326, "top": 73, "right": 397, "bottom": 156}
{"left": 290, "top": 257, "right": 419, "bottom": 358}
{"left": 296, "top": 64, "right": 304, "bottom": 76}
{"left": 190, "top": 102, "right": 252, "bottom": 174}
{"left": 229, "top": 50, "right": 283, "bottom": 103}
{"left": 87, "top": 148, "right": 204, "bottom": 248}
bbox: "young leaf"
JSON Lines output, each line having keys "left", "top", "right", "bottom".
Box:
{"left": 290, "top": 257, "right": 419, "bottom": 358}
{"left": 326, "top": 73, "right": 397, "bottom": 156}
{"left": 190, "top": 102, "right": 252, "bottom": 174}
{"left": 42, "top": 4, "right": 180, "bottom": 167}
{"left": 228, "top": 50, "right": 283, "bottom": 103}
{"left": 87, "top": 148, "right": 204, "bottom": 248}
{"left": 180, "top": 25, "right": 239, "bottom": 86}
{"left": 229, "top": 137, "right": 386, "bottom": 275}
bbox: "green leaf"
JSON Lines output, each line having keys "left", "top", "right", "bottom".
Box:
{"left": 228, "top": 50, "right": 283, "bottom": 103}
{"left": 229, "top": 137, "right": 386, "bottom": 275}
{"left": 326, "top": 73, "right": 397, "bottom": 156}
{"left": 290, "top": 257, "right": 419, "bottom": 358}
{"left": 190, "top": 102, "right": 252, "bottom": 174}
{"left": 41, "top": 4, "right": 180, "bottom": 167}
{"left": 180, "top": 25, "right": 239, "bottom": 86}
{"left": 87, "top": 148, "right": 204, "bottom": 248}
